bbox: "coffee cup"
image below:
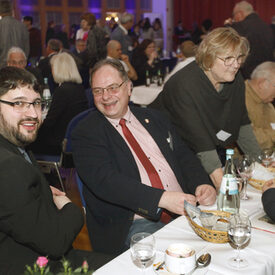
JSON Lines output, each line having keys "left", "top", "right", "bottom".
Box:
{"left": 165, "top": 243, "right": 196, "bottom": 274}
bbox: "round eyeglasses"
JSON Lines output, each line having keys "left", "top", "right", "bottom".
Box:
{"left": 92, "top": 80, "right": 127, "bottom": 97}
{"left": 217, "top": 54, "right": 246, "bottom": 66}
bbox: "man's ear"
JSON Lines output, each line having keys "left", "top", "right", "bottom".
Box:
{"left": 128, "top": 80, "right": 133, "bottom": 96}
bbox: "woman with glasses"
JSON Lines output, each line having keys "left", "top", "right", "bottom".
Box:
{"left": 151, "top": 27, "right": 262, "bottom": 190}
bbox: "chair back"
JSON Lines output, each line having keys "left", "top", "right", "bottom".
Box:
{"left": 61, "top": 108, "right": 95, "bottom": 168}
{"left": 64, "top": 108, "right": 95, "bottom": 151}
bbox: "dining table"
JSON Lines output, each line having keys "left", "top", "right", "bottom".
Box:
{"left": 94, "top": 184, "right": 275, "bottom": 275}
{"left": 130, "top": 84, "right": 163, "bottom": 106}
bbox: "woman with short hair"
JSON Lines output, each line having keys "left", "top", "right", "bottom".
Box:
{"left": 30, "top": 52, "right": 88, "bottom": 155}
{"left": 151, "top": 27, "right": 262, "bottom": 190}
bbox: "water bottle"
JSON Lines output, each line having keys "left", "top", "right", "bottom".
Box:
{"left": 145, "top": 70, "right": 150, "bottom": 87}
{"left": 157, "top": 69, "right": 163, "bottom": 86}
{"left": 42, "top": 78, "right": 51, "bottom": 119}
{"left": 217, "top": 149, "right": 240, "bottom": 214}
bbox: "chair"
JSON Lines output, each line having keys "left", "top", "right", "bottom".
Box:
{"left": 35, "top": 108, "right": 95, "bottom": 193}
{"left": 62, "top": 107, "right": 95, "bottom": 209}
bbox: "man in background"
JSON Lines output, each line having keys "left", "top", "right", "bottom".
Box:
{"left": 245, "top": 61, "right": 275, "bottom": 149}
{"left": 107, "top": 40, "right": 137, "bottom": 81}
{"left": 111, "top": 12, "right": 134, "bottom": 59}
{"left": 224, "top": 1, "right": 274, "bottom": 79}
{"left": 6, "top": 46, "right": 43, "bottom": 85}
{"left": 164, "top": 40, "right": 195, "bottom": 83}
{"left": 23, "top": 16, "right": 42, "bottom": 67}
{"left": 0, "top": 0, "right": 29, "bottom": 68}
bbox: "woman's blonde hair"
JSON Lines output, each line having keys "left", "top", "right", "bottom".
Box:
{"left": 50, "top": 52, "right": 82, "bottom": 84}
{"left": 196, "top": 27, "right": 249, "bottom": 71}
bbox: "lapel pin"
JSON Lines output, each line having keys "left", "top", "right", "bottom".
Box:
{"left": 145, "top": 119, "right": 149, "bottom": 123}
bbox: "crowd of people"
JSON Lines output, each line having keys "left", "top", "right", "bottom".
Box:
{"left": 0, "top": 0, "right": 274, "bottom": 274}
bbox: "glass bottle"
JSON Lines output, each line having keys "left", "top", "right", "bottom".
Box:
{"left": 145, "top": 70, "right": 150, "bottom": 87}
{"left": 217, "top": 149, "right": 240, "bottom": 214}
{"left": 157, "top": 69, "right": 163, "bottom": 86}
{"left": 42, "top": 78, "right": 51, "bottom": 119}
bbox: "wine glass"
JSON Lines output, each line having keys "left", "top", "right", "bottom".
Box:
{"left": 260, "top": 148, "right": 273, "bottom": 168}
{"left": 228, "top": 213, "right": 251, "bottom": 268}
{"left": 236, "top": 155, "right": 254, "bottom": 200}
{"left": 130, "top": 232, "right": 156, "bottom": 273}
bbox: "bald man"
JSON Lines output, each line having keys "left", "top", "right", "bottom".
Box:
{"left": 107, "top": 40, "right": 137, "bottom": 81}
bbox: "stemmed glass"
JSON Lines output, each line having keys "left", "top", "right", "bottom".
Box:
{"left": 130, "top": 232, "right": 156, "bottom": 273}
{"left": 260, "top": 148, "right": 273, "bottom": 168}
{"left": 228, "top": 213, "right": 251, "bottom": 268}
{"left": 236, "top": 155, "right": 254, "bottom": 200}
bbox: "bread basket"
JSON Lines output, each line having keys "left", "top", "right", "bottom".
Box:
{"left": 186, "top": 210, "right": 231, "bottom": 243}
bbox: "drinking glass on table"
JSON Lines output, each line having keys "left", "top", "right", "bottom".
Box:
{"left": 228, "top": 213, "right": 251, "bottom": 268}
{"left": 130, "top": 232, "right": 156, "bottom": 273}
{"left": 259, "top": 148, "right": 273, "bottom": 168}
{"left": 236, "top": 155, "right": 254, "bottom": 200}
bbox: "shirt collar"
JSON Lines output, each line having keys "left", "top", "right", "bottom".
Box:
{"left": 106, "top": 107, "right": 131, "bottom": 127}
{"left": 119, "top": 24, "right": 128, "bottom": 35}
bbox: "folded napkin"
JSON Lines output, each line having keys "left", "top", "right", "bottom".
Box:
{"left": 252, "top": 162, "right": 275, "bottom": 181}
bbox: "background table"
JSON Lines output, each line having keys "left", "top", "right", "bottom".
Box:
{"left": 94, "top": 185, "right": 275, "bottom": 275}
{"left": 130, "top": 84, "right": 163, "bottom": 106}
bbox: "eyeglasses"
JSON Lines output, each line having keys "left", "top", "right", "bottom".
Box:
{"left": 92, "top": 80, "right": 127, "bottom": 97}
{"left": 7, "top": 60, "right": 27, "bottom": 66}
{"left": 266, "top": 79, "right": 275, "bottom": 87}
{"left": 216, "top": 54, "right": 246, "bottom": 66}
{"left": 0, "top": 99, "right": 45, "bottom": 113}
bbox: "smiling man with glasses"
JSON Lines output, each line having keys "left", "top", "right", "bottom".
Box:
{"left": 0, "top": 67, "right": 112, "bottom": 274}
{"left": 72, "top": 58, "right": 216, "bottom": 256}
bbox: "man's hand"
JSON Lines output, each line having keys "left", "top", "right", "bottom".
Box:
{"left": 224, "top": 18, "right": 233, "bottom": 25}
{"left": 262, "top": 179, "right": 275, "bottom": 193}
{"left": 53, "top": 195, "right": 71, "bottom": 210}
{"left": 209, "top": 168, "right": 223, "bottom": 192}
{"left": 50, "top": 186, "right": 66, "bottom": 196}
{"left": 120, "top": 54, "right": 129, "bottom": 63}
{"left": 195, "top": 184, "right": 216, "bottom": 206}
{"left": 158, "top": 191, "right": 197, "bottom": 216}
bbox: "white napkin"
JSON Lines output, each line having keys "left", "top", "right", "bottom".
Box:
{"left": 252, "top": 162, "right": 275, "bottom": 181}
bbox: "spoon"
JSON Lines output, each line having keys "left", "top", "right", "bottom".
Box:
{"left": 194, "top": 253, "right": 211, "bottom": 271}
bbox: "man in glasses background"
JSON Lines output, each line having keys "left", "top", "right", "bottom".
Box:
{"left": 0, "top": 67, "right": 112, "bottom": 274}
{"left": 71, "top": 58, "right": 216, "bottom": 256}
{"left": 245, "top": 61, "right": 275, "bottom": 150}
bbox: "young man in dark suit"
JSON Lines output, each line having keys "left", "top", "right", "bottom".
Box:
{"left": 0, "top": 67, "right": 111, "bottom": 274}
{"left": 72, "top": 59, "right": 216, "bottom": 256}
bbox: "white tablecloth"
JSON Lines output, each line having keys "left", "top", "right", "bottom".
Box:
{"left": 130, "top": 84, "right": 163, "bottom": 106}
{"left": 94, "top": 185, "right": 275, "bottom": 275}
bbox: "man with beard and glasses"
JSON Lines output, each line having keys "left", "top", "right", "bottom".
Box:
{"left": 0, "top": 67, "right": 112, "bottom": 275}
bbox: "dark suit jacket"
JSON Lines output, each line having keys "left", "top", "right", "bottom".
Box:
{"left": 0, "top": 135, "right": 83, "bottom": 275}
{"left": 72, "top": 106, "right": 213, "bottom": 255}
{"left": 262, "top": 188, "right": 275, "bottom": 222}
{"left": 231, "top": 13, "right": 274, "bottom": 79}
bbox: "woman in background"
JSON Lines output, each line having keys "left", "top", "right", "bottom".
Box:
{"left": 132, "top": 39, "right": 163, "bottom": 86}
{"left": 30, "top": 52, "right": 88, "bottom": 155}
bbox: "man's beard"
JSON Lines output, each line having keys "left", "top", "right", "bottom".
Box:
{"left": 0, "top": 112, "right": 40, "bottom": 147}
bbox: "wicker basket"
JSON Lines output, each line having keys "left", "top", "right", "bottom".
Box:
{"left": 186, "top": 210, "right": 231, "bottom": 243}
{"left": 249, "top": 179, "right": 264, "bottom": 190}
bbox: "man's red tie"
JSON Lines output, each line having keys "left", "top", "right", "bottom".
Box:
{"left": 119, "top": 118, "right": 171, "bottom": 223}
